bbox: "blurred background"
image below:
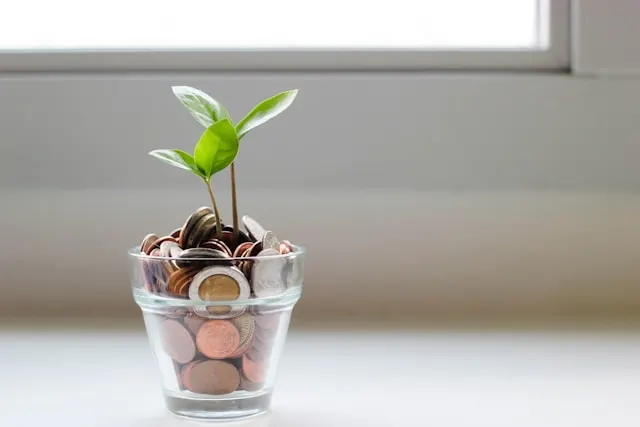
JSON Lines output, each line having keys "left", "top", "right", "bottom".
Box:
{"left": 1, "top": 1, "right": 639, "bottom": 425}
{"left": 1, "top": 0, "right": 639, "bottom": 322}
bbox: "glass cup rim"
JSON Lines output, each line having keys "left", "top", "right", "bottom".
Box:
{"left": 128, "top": 244, "right": 306, "bottom": 262}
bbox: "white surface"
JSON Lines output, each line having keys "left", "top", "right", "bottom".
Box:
{"left": 1, "top": 327, "right": 639, "bottom": 426}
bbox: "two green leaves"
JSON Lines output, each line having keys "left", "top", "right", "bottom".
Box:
{"left": 150, "top": 119, "right": 236, "bottom": 181}
{"left": 150, "top": 86, "right": 298, "bottom": 182}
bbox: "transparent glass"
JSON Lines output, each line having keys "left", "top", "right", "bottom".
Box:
{"left": 129, "top": 247, "right": 305, "bottom": 420}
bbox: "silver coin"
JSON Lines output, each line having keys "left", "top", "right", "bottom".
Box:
{"left": 159, "top": 240, "right": 182, "bottom": 258}
{"left": 251, "top": 248, "right": 287, "bottom": 297}
{"left": 262, "top": 230, "right": 280, "bottom": 251}
{"left": 169, "top": 245, "right": 183, "bottom": 258}
{"left": 242, "top": 215, "right": 266, "bottom": 242}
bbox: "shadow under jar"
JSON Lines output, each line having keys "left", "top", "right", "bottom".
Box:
{"left": 129, "top": 247, "right": 305, "bottom": 420}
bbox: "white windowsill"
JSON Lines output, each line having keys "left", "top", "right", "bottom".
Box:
{"left": 2, "top": 323, "right": 639, "bottom": 426}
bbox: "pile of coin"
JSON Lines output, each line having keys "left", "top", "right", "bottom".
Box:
{"left": 139, "top": 208, "right": 300, "bottom": 395}
{"left": 157, "top": 308, "right": 281, "bottom": 394}
{"left": 139, "top": 207, "right": 299, "bottom": 303}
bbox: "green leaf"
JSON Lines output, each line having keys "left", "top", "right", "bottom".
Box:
{"left": 172, "top": 86, "right": 231, "bottom": 128}
{"left": 236, "top": 89, "right": 298, "bottom": 139}
{"left": 149, "top": 149, "right": 205, "bottom": 178}
{"left": 194, "top": 119, "right": 239, "bottom": 179}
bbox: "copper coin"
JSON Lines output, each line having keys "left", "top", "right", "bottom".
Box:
{"left": 240, "top": 248, "right": 253, "bottom": 274}
{"left": 221, "top": 227, "right": 251, "bottom": 245}
{"left": 248, "top": 241, "right": 264, "bottom": 257}
{"left": 185, "top": 360, "right": 240, "bottom": 395}
{"left": 170, "top": 227, "right": 182, "bottom": 239}
{"left": 233, "top": 242, "right": 253, "bottom": 258}
{"left": 242, "top": 263, "right": 252, "bottom": 281}
{"left": 167, "top": 266, "right": 199, "bottom": 297}
{"left": 242, "top": 354, "right": 267, "bottom": 383}
{"left": 239, "top": 372, "right": 264, "bottom": 391}
{"left": 196, "top": 320, "right": 240, "bottom": 359}
{"left": 141, "top": 233, "right": 159, "bottom": 254}
{"left": 278, "top": 243, "right": 291, "bottom": 254}
{"left": 239, "top": 246, "right": 255, "bottom": 280}
{"left": 278, "top": 241, "right": 294, "bottom": 254}
{"left": 179, "top": 207, "right": 214, "bottom": 248}
{"left": 180, "top": 360, "right": 199, "bottom": 390}
{"left": 219, "top": 228, "right": 252, "bottom": 251}
{"left": 200, "top": 239, "right": 232, "bottom": 256}
{"left": 219, "top": 231, "right": 239, "bottom": 251}
{"left": 161, "top": 319, "right": 196, "bottom": 364}
{"left": 177, "top": 276, "right": 193, "bottom": 296}
{"left": 149, "top": 248, "right": 169, "bottom": 291}
{"left": 184, "top": 314, "right": 205, "bottom": 335}
{"left": 146, "top": 235, "right": 178, "bottom": 254}
{"left": 280, "top": 240, "right": 295, "bottom": 253}
{"left": 162, "top": 260, "right": 178, "bottom": 279}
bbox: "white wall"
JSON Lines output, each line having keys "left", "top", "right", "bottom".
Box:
{"left": 1, "top": 73, "right": 640, "bottom": 319}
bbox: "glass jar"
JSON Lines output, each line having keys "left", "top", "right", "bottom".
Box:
{"left": 129, "top": 246, "right": 305, "bottom": 420}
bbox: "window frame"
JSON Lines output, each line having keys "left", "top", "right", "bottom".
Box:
{"left": 0, "top": 0, "right": 570, "bottom": 72}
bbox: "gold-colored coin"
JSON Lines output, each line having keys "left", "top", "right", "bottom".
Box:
{"left": 189, "top": 266, "right": 250, "bottom": 317}
{"left": 198, "top": 274, "right": 240, "bottom": 315}
{"left": 198, "top": 274, "right": 241, "bottom": 301}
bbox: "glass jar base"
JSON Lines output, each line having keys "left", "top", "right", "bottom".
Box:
{"left": 164, "top": 389, "right": 272, "bottom": 420}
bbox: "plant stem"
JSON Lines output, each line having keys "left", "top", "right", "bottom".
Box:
{"left": 205, "top": 179, "right": 223, "bottom": 238}
{"left": 230, "top": 162, "right": 239, "bottom": 235}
